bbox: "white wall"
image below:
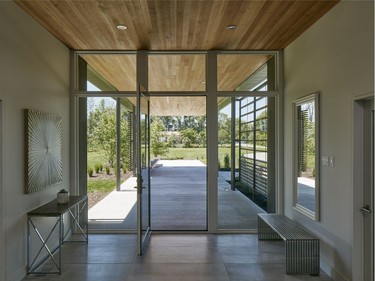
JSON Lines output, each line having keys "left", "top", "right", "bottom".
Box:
{"left": 284, "top": 1, "right": 374, "bottom": 280}
{"left": 0, "top": 2, "right": 70, "bottom": 280}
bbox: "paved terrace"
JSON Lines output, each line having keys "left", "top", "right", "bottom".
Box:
{"left": 88, "top": 160, "right": 265, "bottom": 231}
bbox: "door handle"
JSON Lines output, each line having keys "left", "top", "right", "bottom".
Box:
{"left": 360, "top": 205, "right": 372, "bottom": 214}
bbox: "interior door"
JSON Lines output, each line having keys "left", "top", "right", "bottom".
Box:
{"left": 362, "top": 98, "right": 374, "bottom": 280}
{"left": 137, "top": 84, "right": 151, "bottom": 255}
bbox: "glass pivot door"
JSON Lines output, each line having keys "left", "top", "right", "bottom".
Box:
{"left": 137, "top": 84, "right": 151, "bottom": 255}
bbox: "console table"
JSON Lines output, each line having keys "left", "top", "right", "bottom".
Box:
{"left": 27, "top": 195, "right": 88, "bottom": 275}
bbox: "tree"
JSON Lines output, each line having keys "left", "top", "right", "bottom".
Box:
{"left": 87, "top": 98, "right": 130, "bottom": 169}
{"left": 91, "top": 103, "right": 117, "bottom": 167}
{"left": 180, "top": 128, "right": 198, "bottom": 148}
{"left": 198, "top": 131, "right": 206, "bottom": 147}
{"left": 218, "top": 128, "right": 230, "bottom": 145}
{"left": 167, "top": 133, "right": 179, "bottom": 148}
{"left": 218, "top": 112, "right": 236, "bottom": 144}
{"left": 151, "top": 117, "right": 169, "bottom": 157}
{"left": 120, "top": 111, "right": 130, "bottom": 170}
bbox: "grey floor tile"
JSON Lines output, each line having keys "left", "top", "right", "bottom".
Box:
{"left": 148, "top": 234, "right": 217, "bottom": 247}
{"left": 225, "top": 263, "right": 286, "bottom": 281}
{"left": 218, "top": 245, "right": 285, "bottom": 264}
{"left": 61, "top": 244, "right": 137, "bottom": 264}
{"left": 22, "top": 234, "right": 334, "bottom": 281}
{"left": 86, "top": 234, "right": 137, "bottom": 245}
{"left": 215, "top": 234, "right": 259, "bottom": 246}
{"left": 126, "top": 263, "right": 230, "bottom": 281}
{"left": 136, "top": 245, "right": 223, "bottom": 264}
{"left": 225, "top": 263, "right": 332, "bottom": 281}
{"left": 23, "top": 263, "right": 132, "bottom": 281}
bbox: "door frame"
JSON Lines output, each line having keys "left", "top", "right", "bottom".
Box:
{"left": 148, "top": 94, "right": 209, "bottom": 231}
{"left": 352, "top": 93, "right": 374, "bottom": 280}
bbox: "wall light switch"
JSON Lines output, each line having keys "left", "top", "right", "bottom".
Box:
{"left": 329, "top": 156, "right": 335, "bottom": 167}
{"left": 322, "top": 156, "right": 329, "bottom": 167}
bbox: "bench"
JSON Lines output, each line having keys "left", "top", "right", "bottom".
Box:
{"left": 258, "top": 213, "right": 320, "bottom": 275}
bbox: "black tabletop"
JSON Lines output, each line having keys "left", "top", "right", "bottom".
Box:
{"left": 27, "top": 195, "right": 87, "bottom": 216}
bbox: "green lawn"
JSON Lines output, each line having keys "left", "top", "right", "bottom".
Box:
{"left": 161, "top": 146, "right": 239, "bottom": 168}
{"left": 161, "top": 147, "right": 208, "bottom": 162}
{"left": 87, "top": 150, "right": 108, "bottom": 170}
{"left": 88, "top": 179, "right": 116, "bottom": 193}
{"left": 89, "top": 146, "right": 242, "bottom": 171}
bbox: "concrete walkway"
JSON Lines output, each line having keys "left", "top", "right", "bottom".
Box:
{"left": 88, "top": 159, "right": 265, "bottom": 230}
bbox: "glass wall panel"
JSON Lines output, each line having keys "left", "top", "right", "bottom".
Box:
{"left": 218, "top": 96, "right": 275, "bottom": 230}
{"left": 79, "top": 96, "right": 138, "bottom": 231}
{"left": 217, "top": 54, "right": 276, "bottom": 91}
{"left": 148, "top": 54, "right": 206, "bottom": 91}
{"left": 77, "top": 54, "right": 136, "bottom": 91}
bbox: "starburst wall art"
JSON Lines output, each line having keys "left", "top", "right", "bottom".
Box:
{"left": 25, "top": 109, "right": 63, "bottom": 194}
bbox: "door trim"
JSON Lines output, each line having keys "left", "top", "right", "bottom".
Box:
{"left": 352, "top": 94, "right": 374, "bottom": 280}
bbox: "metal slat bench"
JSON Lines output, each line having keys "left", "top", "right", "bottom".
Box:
{"left": 258, "top": 213, "right": 320, "bottom": 275}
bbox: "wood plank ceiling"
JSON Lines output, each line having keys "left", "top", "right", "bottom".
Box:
{"left": 16, "top": 0, "right": 339, "bottom": 115}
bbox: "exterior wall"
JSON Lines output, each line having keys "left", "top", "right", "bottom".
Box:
{"left": 0, "top": 2, "right": 70, "bottom": 280}
{"left": 284, "top": 1, "right": 374, "bottom": 280}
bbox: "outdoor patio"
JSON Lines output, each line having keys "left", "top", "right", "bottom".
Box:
{"left": 88, "top": 160, "right": 265, "bottom": 231}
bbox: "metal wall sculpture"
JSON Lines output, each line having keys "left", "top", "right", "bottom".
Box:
{"left": 25, "top": 109, "right": 63, "bottom": 194}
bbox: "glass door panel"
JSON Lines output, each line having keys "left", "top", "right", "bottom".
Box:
{"left": 149, "top": 96, "right": 207, "bottom": 231}
{"left": 137, "top": 84, "right": 151, "bottom": 255}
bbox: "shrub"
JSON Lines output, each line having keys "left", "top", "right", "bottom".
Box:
{"left": 105, "top": 165, "right": 110, "bottom": 175}
{"left": 94, "top": 163, "right": 100, "bottom": 173}
{"left": 88, "top": 167, "right": 94, "bottom": 177}
{"left": 224, "top": 154, "right": 230, "bottom": 169}
{"left": 99, "top": 163, "right": 103, "bottom": 171}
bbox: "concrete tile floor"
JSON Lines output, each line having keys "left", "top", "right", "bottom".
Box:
{"left": 89, "top": 160, "right": 265, "bottom": 231}
{"left": 23, "top": 234, "right": 334, "bottom": 281}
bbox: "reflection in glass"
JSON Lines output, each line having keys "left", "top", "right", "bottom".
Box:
{"left": 297, "top": 100, "right": 316, "bottom": 212}
{"left": 294, "top": 93, "right": 319, "bottom": 220}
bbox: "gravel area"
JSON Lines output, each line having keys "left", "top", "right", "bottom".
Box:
{"left": 88, "top": 191, "right": 112, "bottom": 209}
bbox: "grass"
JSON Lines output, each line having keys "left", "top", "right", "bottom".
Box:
{"left": 160, "top": 146, "right": 240, "bottom": 168}
{"left": 162, "top": 147, "right": 207, "bottom": 162}
{"left": 88, "top": 145, "right": 250, "bottom": 172}
{"left": 88, "top": 150, "right": 107, "bottom": 170}
{"left": 88, "top": 179, "right": 116, "bottom": 193}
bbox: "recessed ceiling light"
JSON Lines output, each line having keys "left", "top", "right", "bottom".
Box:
{"left": 116, "top": 24, "right": 127, "bottom": 30}
{"left": 226, "top": 24, "right": 237, "bottom": 30}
